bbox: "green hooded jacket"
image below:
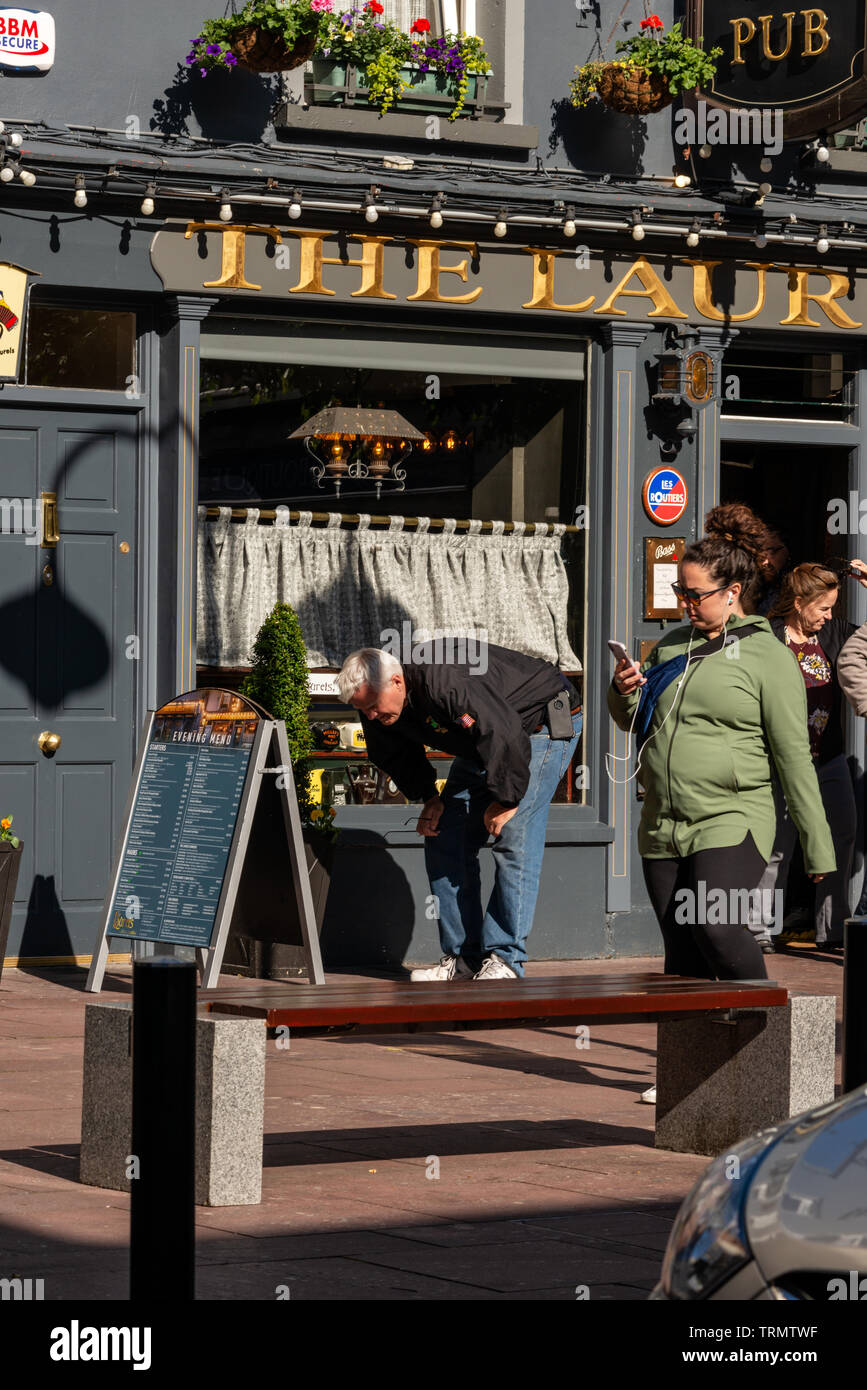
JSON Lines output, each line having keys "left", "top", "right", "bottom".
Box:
{"left": 607, "top": 613, "right": 836, "bottom": 873}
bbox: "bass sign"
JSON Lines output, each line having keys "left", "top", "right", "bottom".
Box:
{"left": 0, "top": 8, "right": 54, "bottom": 70}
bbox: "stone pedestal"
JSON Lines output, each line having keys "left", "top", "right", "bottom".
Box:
{"left": 80, "top": 1002, "right": 265, "bottom": 1206}
{"left": 655, "top": 995, "right": 836, "bottom": 1156}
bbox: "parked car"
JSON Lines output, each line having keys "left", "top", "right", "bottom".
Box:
{"left": 651, "top": 1086, "right": 867, "bottom": 1300}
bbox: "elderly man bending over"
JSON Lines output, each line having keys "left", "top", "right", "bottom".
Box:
{"left": 337, "top": 643, "right": 582, "bottom": 981}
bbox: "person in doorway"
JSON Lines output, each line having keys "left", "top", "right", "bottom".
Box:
{"left": 337, "top": 644, "right": 582, "bottom": 981}
{"left": 753, "top": 528, "right": 793, "bottom": 616}
{"left": 747, "top": 563, "right": 867, "bottom": 952}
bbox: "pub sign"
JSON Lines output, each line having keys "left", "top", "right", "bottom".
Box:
{"left": 686, "top": 1, "right": 867, "bottom": 139}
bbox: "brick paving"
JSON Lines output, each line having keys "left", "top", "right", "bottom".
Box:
{"left": 0, "top": 949, "right": 845, "bottom": 1301}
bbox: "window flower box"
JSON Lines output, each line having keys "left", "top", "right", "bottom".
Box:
{"left": 307, "top": 59, "right": 489, "bottom": 118}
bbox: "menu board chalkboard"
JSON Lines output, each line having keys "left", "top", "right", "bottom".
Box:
{"left": 107, "top": 689, "right": 260, "bottom": 949}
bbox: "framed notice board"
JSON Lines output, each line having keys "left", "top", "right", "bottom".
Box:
{"left": 86, "top": 688, "right": 323, "bottom": 991}
{"left": 645, "top": 537, "right": 684, "bottom": 619}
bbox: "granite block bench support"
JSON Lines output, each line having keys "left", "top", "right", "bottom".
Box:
{"left": 80, "top": 1001, "right": 265, "bottom": 1207}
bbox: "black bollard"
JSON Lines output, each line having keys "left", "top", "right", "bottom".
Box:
{"left": 130, "top": 957, "right": 196, "bottom": 1301}
{"left": 843, "top": 918, "right": 867, "bottom": 1095}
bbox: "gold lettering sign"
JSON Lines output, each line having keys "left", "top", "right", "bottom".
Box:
{"left": 184, "top": 223, "right": 282, "bottom": 290}
{"left": 730, "top": 16, "right": 756, "bottom": 63}
{"left": 521, "top": 248, "right": 595, "bottom": 312}
{"left": 758, "top": 11, "right": 795, "bottom": 60}
{"left": 406, "top": 240, "right": 482, "bottom": 304}
{"left": 780, "top": 268, "right": 863, "bottom": 328}
{"left": 594, "top": 258, "right": 688, "bottom": 319}
{"left": 688, "top": 260, "right": 769, "bottom": 322}
{"left": 801, "top": 6, "right": 830, "bottom": 57}
{"left": 287, "top": 230, "right": 396, "bottom": 299}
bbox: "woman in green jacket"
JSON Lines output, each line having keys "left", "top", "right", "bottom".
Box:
{"left": 608, "top": 504, "right": 836, "bottom": 983}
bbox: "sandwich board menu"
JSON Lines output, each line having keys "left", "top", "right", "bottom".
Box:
{"left": 85, "top": 688, "right": 323, "bottom": 991}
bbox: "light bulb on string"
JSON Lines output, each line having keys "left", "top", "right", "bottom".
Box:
{"left": 141, "top": 183, "right": 156, "bottom": 216}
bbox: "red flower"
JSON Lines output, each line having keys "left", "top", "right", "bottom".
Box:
{"left": 640, "top": 14, "right": 664, "bottom": 29}
{"left": 411, "top": 17, "right": 431, "bottom": 33}
{"left": 365, "top": 2, "right": 384, "bottom": 12}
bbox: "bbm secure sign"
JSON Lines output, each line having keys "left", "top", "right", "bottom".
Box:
{"left": 0, "top": 8, "right": 54, "bottom": 70}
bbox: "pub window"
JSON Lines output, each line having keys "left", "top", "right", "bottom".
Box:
{"left": 720, "top": 347, "right": 857, "bottom": 424}
{"left": 196, "top": 321, "right": 588, "bottom": 809}
{"left": 25, "top": 305, "right": 137, "bottom": 391}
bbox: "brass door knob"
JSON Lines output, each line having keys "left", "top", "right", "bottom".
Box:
{"left": 38, "top": 731, "right": 61, "bottom": 757}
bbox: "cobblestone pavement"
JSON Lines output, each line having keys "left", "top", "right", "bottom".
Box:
{"left": 0, "top": 950, "right": 845, "bottom": 1301}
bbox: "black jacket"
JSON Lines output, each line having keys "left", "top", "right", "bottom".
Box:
{"left": 360, "top": 643, "right": 579, "bottom": 808}
{"left": 769, "top": 616, "right": 856, "bottom": 766}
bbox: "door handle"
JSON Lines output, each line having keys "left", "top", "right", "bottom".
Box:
{"left": 38, "top": 730, "right": 61, "bottom": 757}
{"left": 41, "top": 491, "right": 59, "bottom": 548}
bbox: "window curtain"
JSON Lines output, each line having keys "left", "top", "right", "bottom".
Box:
{"left": 197, "top": 510, "right": 582, "bottom": 672}
{"left": 382, "top": 0, "right": 440, "bottom": 30}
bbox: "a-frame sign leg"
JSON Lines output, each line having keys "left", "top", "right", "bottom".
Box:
{"left": 199, "top": 719, "right": 272, "bottom": 990}
{"left": 273, "top": 721, "right": 325, "bottom": 985}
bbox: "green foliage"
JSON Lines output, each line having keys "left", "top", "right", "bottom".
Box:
{"left": 240, "top": 603, "right": 336, "bottom": 841}
{"left": 570, "top": 20, "right": 722, "bottom": 107}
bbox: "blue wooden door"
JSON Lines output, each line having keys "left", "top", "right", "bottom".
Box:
{"left": 0, "top": 408, "right": 138, "bottom": 960}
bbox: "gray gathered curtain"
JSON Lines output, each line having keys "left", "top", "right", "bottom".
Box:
{"left": 197, "top": 509, "right": 582, "bottom": 672}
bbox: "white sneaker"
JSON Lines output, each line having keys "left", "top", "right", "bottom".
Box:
{"left": 640, "top": 1085, "right": 657, "bottom": 1104}
{"left": 473, "top": 954, "right": 519, "bottom": 981}
{"left": 410, "top": 955, "right": 474, "bottom": 982}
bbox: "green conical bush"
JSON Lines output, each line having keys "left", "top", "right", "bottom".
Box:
{"left": 240, "top": 602, "right": 317, "bottom": 827}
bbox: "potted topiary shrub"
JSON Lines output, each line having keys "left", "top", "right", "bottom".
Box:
{"left": 222, "top": 602, "right": 337, "bottom": 978}
{"left": 0, "top": 815, "right": 22, "bottom": 983}
{"left": 186, "top": 0, "right": 334, "bottom": 76}
{"left": 570, "top": 16, "right": 722, "bottom": 116}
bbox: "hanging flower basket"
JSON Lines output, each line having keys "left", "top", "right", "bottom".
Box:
{"left": 230, "top": 22, "right": 318, "bottom": 71}
{"left": 596, "top": 63, "right": 672, "bottom": 114}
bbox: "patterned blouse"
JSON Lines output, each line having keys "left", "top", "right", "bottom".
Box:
{"left": 785, "top": 633, "right": 834, "bottom": 760}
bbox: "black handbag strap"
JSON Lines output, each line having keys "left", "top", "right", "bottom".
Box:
{"left": 689, "top": 622, "right": 764, "bottom": 663}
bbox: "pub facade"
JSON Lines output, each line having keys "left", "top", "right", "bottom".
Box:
{"left": 1, "top": 0, "right": 867, "bottom": 969}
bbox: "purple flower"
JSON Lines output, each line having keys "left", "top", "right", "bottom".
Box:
{"left": 200, "top": 67, "right": 208, "bottom": 76}
{"left": 206, "top": 44, "right": 221, "bottom": 54}
{"left": 225, "top": 52, "right": 238, "bottom": 65}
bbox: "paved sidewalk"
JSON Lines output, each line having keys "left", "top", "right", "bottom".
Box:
{"left": 0, "top": 951, "right": 844, "bottom": 1301}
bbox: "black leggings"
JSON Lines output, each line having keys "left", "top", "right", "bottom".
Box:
{"left": 642, "top": 833, "right": 769, "bottom": 981}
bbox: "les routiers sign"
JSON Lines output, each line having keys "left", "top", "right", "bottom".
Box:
{"left": 150, "top": 221, "right": 866, "bottom": 331}
{"left": 686, "top": 1, "right": 867, "bottom": 138}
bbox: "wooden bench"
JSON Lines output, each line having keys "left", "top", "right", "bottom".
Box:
{"left": 201, "top": 972, "right": 837, "bottom": 1158}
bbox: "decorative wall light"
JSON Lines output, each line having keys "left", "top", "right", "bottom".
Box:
{"left": 289, "top": 406, "right": 426, "bottom": 499}
{"left": 652, "top": 326, "right": 717, "bottom": 442}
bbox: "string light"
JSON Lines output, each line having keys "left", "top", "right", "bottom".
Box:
{"left": 562, "top": 204, "right": 577, "bottom": 237}
{"left": 674, "top": 173, "right": 691, "bottom": 189}
{"left": 18, "top": 168, "right": 35, "bottom": 185}
{"left": 288, "top": 188, "right": 302, "bottom": 220}
{"left": 428, "top": 193, "right": 444, "bottom": 230}
{"left": 494, "top": 208, "right": 508, "bottom": 237}
{"left": 8, "top": 132, "right": 22, "bottom": 148}
{"left": 363, "top": 186, "right": 379, "bottom": 223}
{"left": 631, "top": 209, "right": 645, "bottom": 241}
{"left": 73, "top": 174, "right": 87, "bottom": 208}
{"left": 816, "top": 224, "right": 830, "bottom": 255}
{"left": 140, "top": 182, "right": 155, "bottom": 216}
{"left": 685, "top": 220, "right": 700, "bottom": 249}
{"left": 0, "top": 165, "right": 14, "bottom": 183}
{"left": 218, "top": 187, "right": 232, "bottom": 221}
{"left": 816, "top": 141, "right": 830, "bottom": 163}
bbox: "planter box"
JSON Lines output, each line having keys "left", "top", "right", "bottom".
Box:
{"left": 307, "top": 60, "right": 488, "bottom": 117}
{"left": 222, "top": 828, "right": 335, "bottom": 981}
{"left": 0, "top": 843, "right": 23, "bottom": 982}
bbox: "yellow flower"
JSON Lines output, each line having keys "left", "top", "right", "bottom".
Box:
{"left": 0, "top": 818, "right": 11, "bottom": 830}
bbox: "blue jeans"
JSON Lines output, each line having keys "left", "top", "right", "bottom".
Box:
{"left": 424, "top": 712, "right": 582, "bottom": 977}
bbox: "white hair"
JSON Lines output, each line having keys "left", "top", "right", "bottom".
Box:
{"left": 337, "top": 648, "right": 402, "bottom": 704}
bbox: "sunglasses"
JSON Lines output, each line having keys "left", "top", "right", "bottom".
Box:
{"left": 671, "top": 582, "right": 727, "bottom": 604}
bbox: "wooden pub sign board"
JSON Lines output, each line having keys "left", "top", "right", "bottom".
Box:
{"left": 85, "top": 688, "right": 324, "bottom": 992}
{"left": 686, "top": 1, "right": 867, "bottom": 139}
